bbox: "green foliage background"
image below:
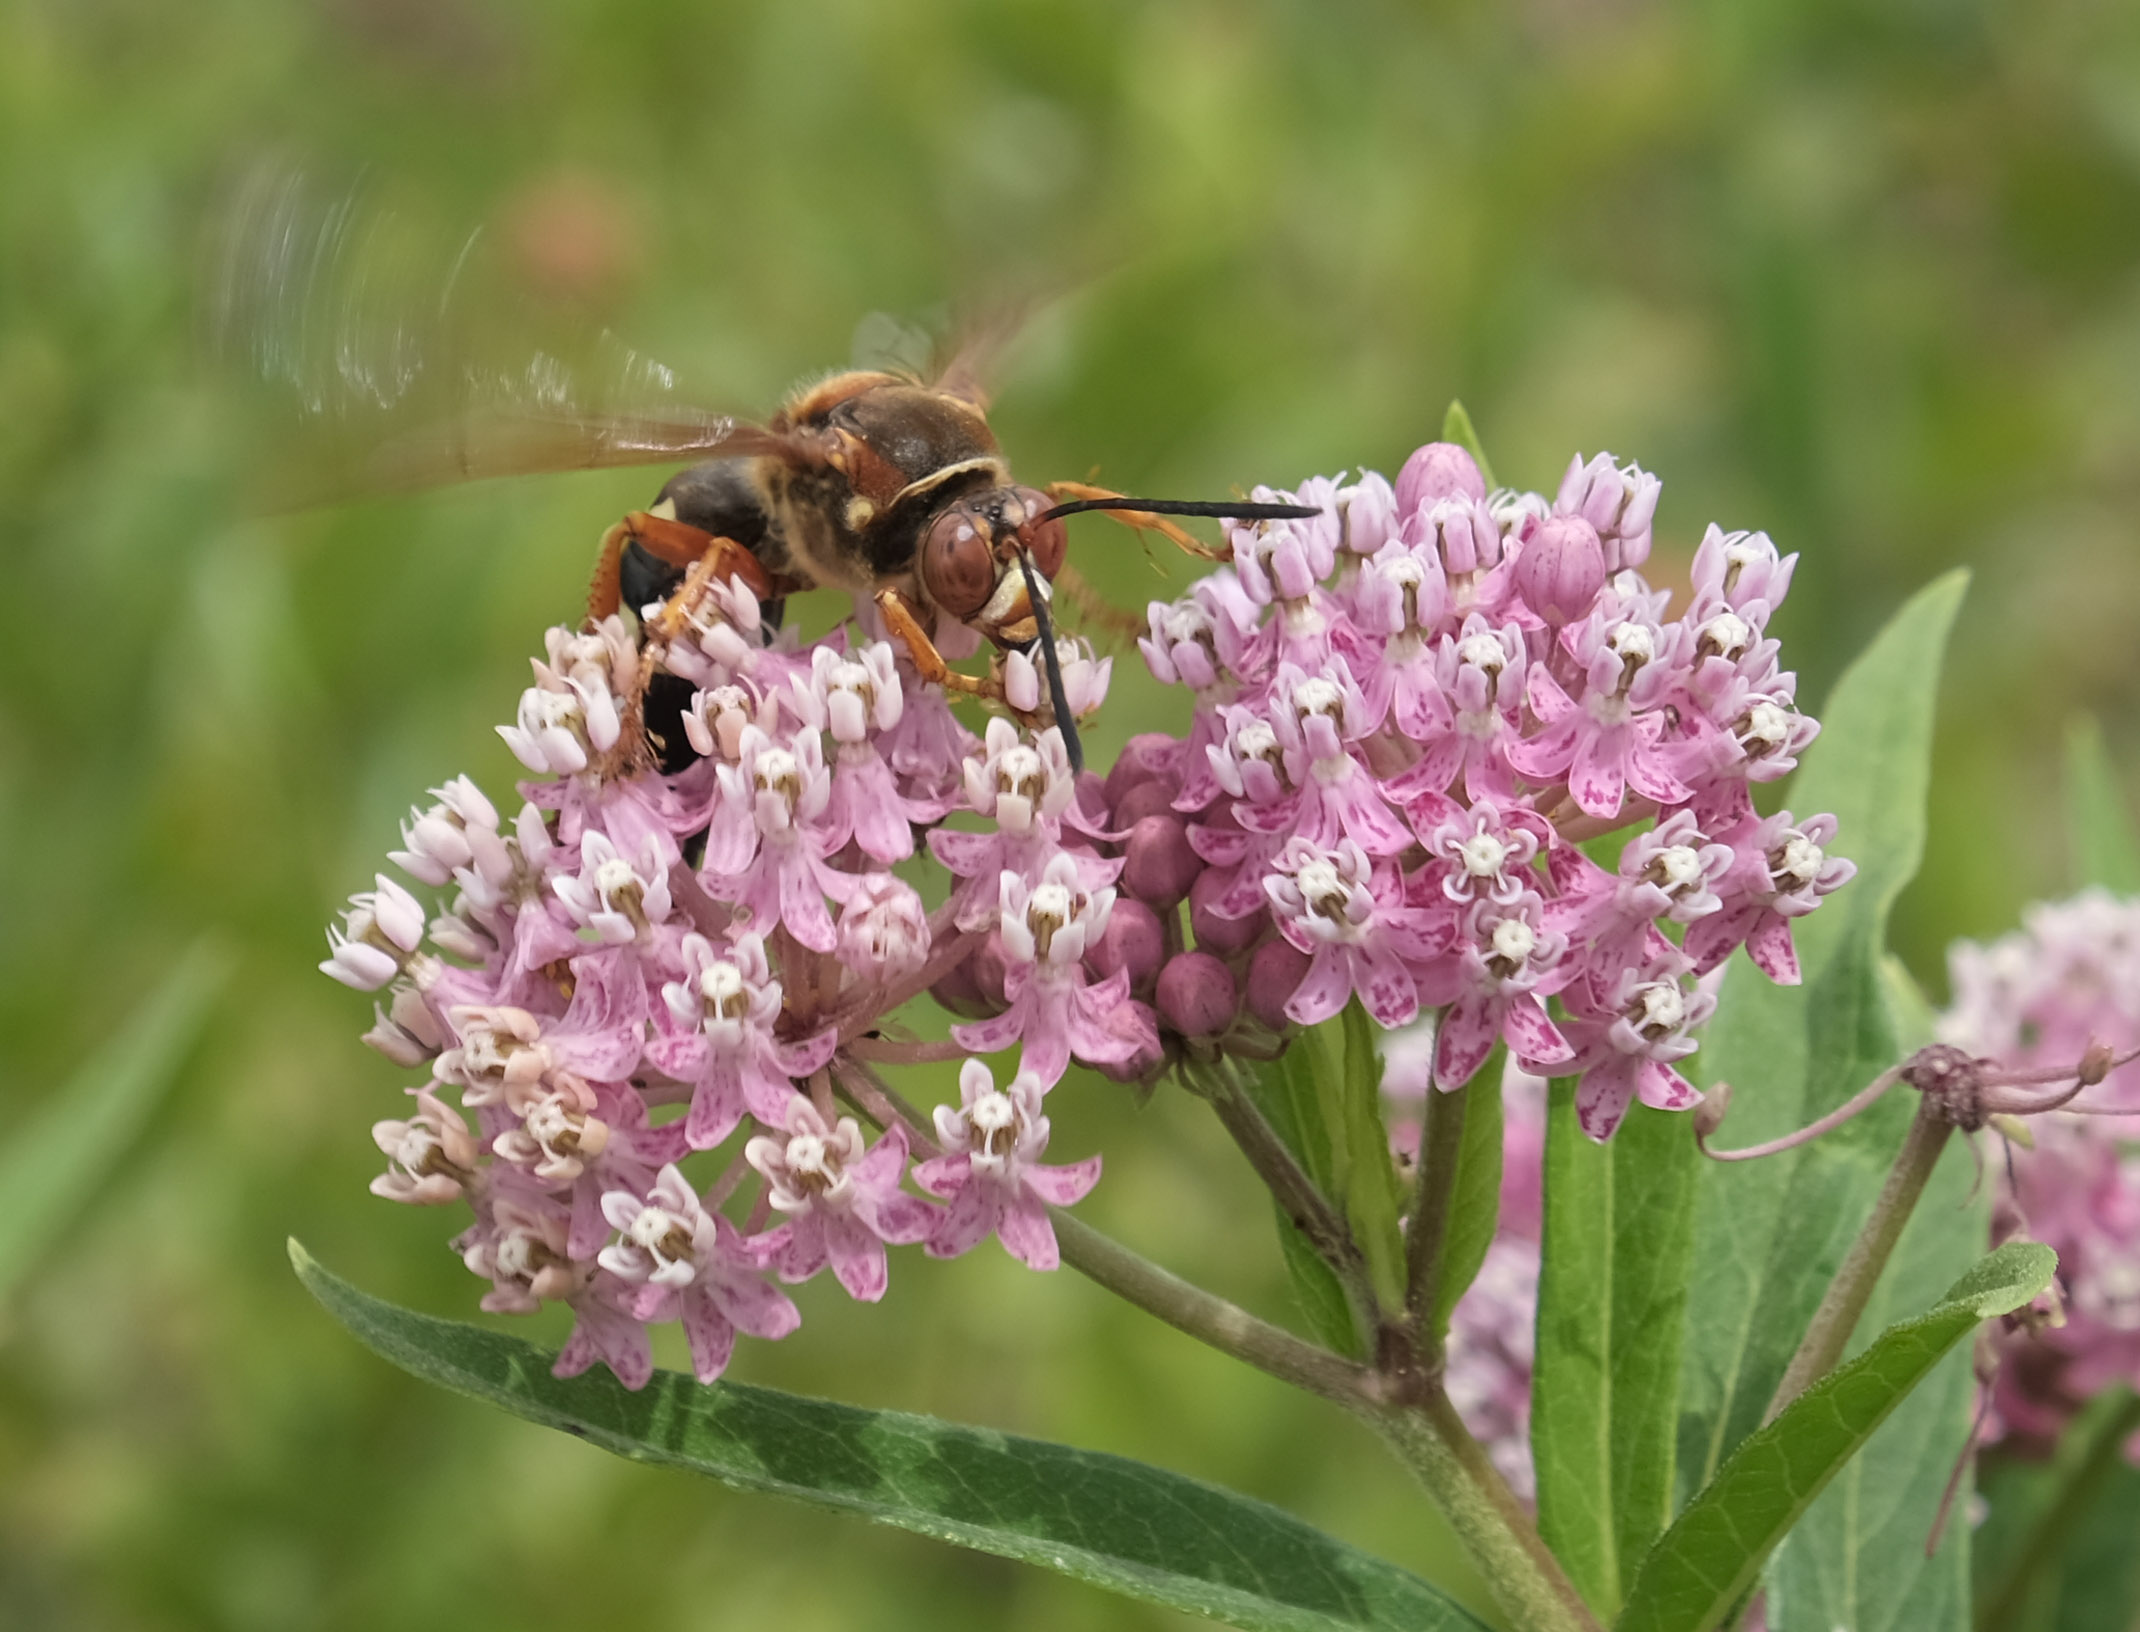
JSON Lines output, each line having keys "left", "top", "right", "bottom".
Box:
{"left": 3, "top": 1, "right": 2139, "bottom": 1627}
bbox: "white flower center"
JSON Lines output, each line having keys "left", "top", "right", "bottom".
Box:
{"left": 1458, "top": 832, "right": 1509, "bottom": 877}
{"left": 594, "top": 857, "right": 638, "bottom": 899}
{"left": 1740, "top": 700, "right": 1792, "bottom": 752}
{"left": 1773, "top": 833, "right": 1824, "bottom": 890}
{"left": 756, "top": 748, "right": 802, "bottom": 802}
{"left": 628, "top": 1205, "right": 684, "bottom": 1254}
{"left": 1490, "top": 917, "right": 1536, "bottom": 964}
{"left": 1236, "top": 720, "right": 1282, "bottom": 765}
{"left": 698, "top": 960, "right": 748, "bottom": 1019}
{"left": 1653, "top": 845, "right": 1703, "bottom": 893}
{"left": 1697, "top": 612, "right": 1751, "bottom": 661}
{"left": 1293, "top": 677, "right": 1343, "bottom": 721}
{"left": 995, "top": 746, "right": 1047, "bottom": 806}
{"left": 1458, "top": 632, "right": 1505, "bottom": 672}
{"left": 1634, "top": 981, "right": 1686, "bottom": 1035}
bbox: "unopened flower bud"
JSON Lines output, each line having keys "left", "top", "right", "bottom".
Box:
{"left": 837, "top": 875, "right": 932, "bottom": 985}
{"left": 1123, "top": 815, "right": 1202, "bottom": 910}
{"left": 1245, "top": 939, "right": 1312, "bottom": 1031}
{"left": 1512, "top": 515, "right": 1606, "bottom": 626}
{"left": 1105, "top": 734, "right": 1183, "bottom": 811}
{"left": 1395, "top": 441, "right": 1486, "bottom": 517}
{"left": 932, "top": 932, "right": 1011, "bottom": 1020}
{"left": 1189, "top": 868, "right": 1264, "bottom": 956}
{"left": 1111, "top": 778, "right": 1179, "bottom": 832}
{"left": 1693, "top": 1081, "right": 1733, "bottom": 1142}
{"left": 1157, "top": 952, "right": 1236, "bottom": 1038}
{"left": 1085, "top": 897, "right": 1166, "bottom": 995}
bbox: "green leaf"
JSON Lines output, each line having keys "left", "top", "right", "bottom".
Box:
{"left": 1677, "top": 572, "right": 1968, "bottom": 1505}
{"left": 1440, "top": 400, "right": 1497, "bottom": 490}
{"left": 2062, "top": 714, "right": 2140, "bottom": 893}
{"left": 1336, "top": 1002, "right": 1407, "bottom": 1313}
{"left": 291, "top": 1243, "right": 1492, "bottom": 1632}
{"left": 1270, "top": 1198, "right": 1363, "bottom": 1357}
{"left": 1765, "top": 1104, "right": 1984, "bottom": 1632}
{"left": 1974, "top": 1390, "right": 2140, "bottom": 1632}
{"left": 1531, "top": 1092, "right": 1699, "bottom": 1619}
{"left": 1620, "top": 1241, "right": 2057, "bottom": 1632}
{"left": 1246, "top": 1025, "right": 1364, "bottom": 1354}
{"left": 1429, "top": 1063, "right": 1504, "bottom": 1340}
{"left": 0, "top": 943, "right": 228, "bottom": 1307}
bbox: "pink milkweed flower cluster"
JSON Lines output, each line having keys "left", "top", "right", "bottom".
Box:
{"left": 325, "top": 584, "right": 1124, "bottom": 1390}
{"left": 1943, "top": 890, "right": 2140, "bottom": 1459}
{"left": 1138, "top": 442, "right": 1853, "bottom": 1139}
{"left": 323, "top": 432, "right": 1855, "bottom": 1392}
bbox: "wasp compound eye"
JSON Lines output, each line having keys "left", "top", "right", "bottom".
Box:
{"left": 919, "top": 505, "right": 997, "bottom": 619}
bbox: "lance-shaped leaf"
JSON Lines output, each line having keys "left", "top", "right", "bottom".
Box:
{"left": 291, "top": 1243, "right": 1493, "bottom": 1632}
{"left": 1530, "top": 1096, "right": 1698, "bottom": 1620}
{"left": 1677, "top": 572, "right": 1968, "bottom": 1503}
{"left": 1440, "top": 400, "right": 1497, "bottom": 490}
{"left": 1766, "top": 956, "right": 1981, "bottom": 1632}
{"left": 0, "top": 943, "right": 228, "bottom": 1306}
{"left": 2062, "top": 714, "right": 2140, "bottom": 893}
{"left": 1618, "top": 1240, "right": 2057, "bottom": 1632}
{"left": 1428, "top": 1062, "right": 1504, "bottom": 1340}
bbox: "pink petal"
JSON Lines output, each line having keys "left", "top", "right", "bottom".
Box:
{"left": 951, "top": 997, "right": 1030, "bottom": 1058}
{"left": 1747, "top": 913, "right": 1801, "bottom": 984}
{"left": 1575, "top": 1057, "right": 1639, "bottom": 1142}
{"left": 1023, "top": 1153, "right": 1103, "bottom": 1207}
{"left": 1284, "top": 945, "right": 1355, "bottom": 1027}
{"left": 824, "top": 1215, "right": 891, "bottom": 1301}
{"left": 1358, "top": 942, "right": 1421, "bottom": 1029}
{"left": 911, "top": 1152, "right": 970, "bottom": 1201}
{"left": 996, "top": 1195, "right": 1061, "bottom": 1270}
{"left": 859, "top": 1191, "right": 938, "bottom": 1246}
{"left": 711, "top": 1267, "right": 802, "bottom": 1341}
{"left": 926, "top": 1179, "right": 1000, "bottom": 1259}
{"left": 779, "top": 854, "right": 837, "bottom": 952}
{"left": 1502, "top": 995, "right": 1573, "bottom": 1067}
{"left": 1567, "top": 731, "right": 1625, "bottom": 820}
{"left": 685, "top": 1058, "right": 749, "bottom": 1149}
{"left": 643, "top": 1031, "right": 709, "bottom": 1082}
{"left": 774, "top": 1025, "right": 839, "bottom": 1078}
{"left": 1435, "top": 997, "right": 1501, "bottom": 1089}
{"left": 1637, "top": 1059, "right": 1702, "bottom": 1112}
{"left": 926, "top": 827, "right": 999, "bottom": 877}
{"left": 678, "top": 1288, "right": 738, "bottom": 1383}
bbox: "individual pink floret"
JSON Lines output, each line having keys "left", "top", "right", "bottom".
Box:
{"left": 914, "top": 1061, "right": 1101, "bottom": 1271}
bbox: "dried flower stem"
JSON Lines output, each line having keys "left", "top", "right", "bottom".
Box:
{"left": 1764, "top": 1098, "right": 1955, "bottom": 1421}
{"left": 1370, "top": 1390, "right": 1605, "bottom": 1632}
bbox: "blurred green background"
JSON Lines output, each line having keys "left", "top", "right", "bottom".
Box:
{"left": 4, "top": 0, "right": 2140, "bottom": 1627}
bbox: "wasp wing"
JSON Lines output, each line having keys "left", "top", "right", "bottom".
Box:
{"left": 206, "top": 160, "right": 795, "bottom": 510}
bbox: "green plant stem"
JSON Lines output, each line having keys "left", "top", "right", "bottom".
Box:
{"left": 1370, "top": 1390, "right": 1605, "bottom": 1632}
{"left": 1403, "top": 1080, "right": 1469, "bottom": 1339}
{"left": 1049, "top": 1212, "right": 1380, "bottom": 1407}
{"left": 1976, "top": 1389, "right": 2140, "bottom": 1632}
{"left": 1763, "top": 1099, "right": 1955, "bottom": 1422}
{"left": 830, "top": 1053, "right": 1380, "bottom": 1408}
{"left": 1203, "top": 1064, "right": 1380, "bottom": 1316}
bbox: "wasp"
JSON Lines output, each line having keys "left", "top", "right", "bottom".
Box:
{"left": 563, "top": 362, "right": 1315, "bottom": 774}
{"left": 210, "top": 166, "right": 1309, "bottom": 770}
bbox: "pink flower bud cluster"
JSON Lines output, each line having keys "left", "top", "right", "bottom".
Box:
{"left": 325, "top": 591, "right": 1123, "bottom": 1391}
{"left": 1138, "top": 444, "right": 1853, "bottom": 1139}
{"left": 1944, "top": 890, "right": 2140, "bottom": 1458}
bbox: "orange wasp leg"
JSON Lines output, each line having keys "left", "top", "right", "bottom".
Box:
{"left": 1044, "top": 480, "right": 1230, "bottom": 563}
{"left": 874, "top": 588, "right": 1001, "bottom": 701}
{"left": 587, "top": 509, "right": 775, "bottom": 622}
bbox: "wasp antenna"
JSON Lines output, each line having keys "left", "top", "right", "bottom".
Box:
{"left": 1015, "top": 549, "right": 1083, "bottom": 775}
{"left": 1035, "top": 496, "right": 1323, "bottom": 526}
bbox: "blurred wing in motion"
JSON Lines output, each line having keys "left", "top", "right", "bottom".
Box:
{"left": 206, "top": 161, "right": 782, "bottom": 509}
